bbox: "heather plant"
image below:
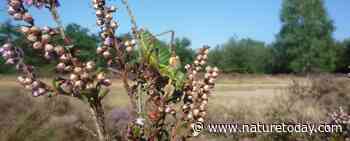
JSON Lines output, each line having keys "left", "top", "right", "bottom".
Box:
{"left": 1, "top": 0, "right": 219, "bottom": 141}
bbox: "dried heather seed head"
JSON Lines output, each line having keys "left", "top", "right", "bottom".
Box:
{"left": 33, "top": 41, "right": 42, "bottom": 49}
{"left": 56, "top": 62, "right": 66, "bottom": 71}
{"left": 44, "top": 44, "right": 54, "bottom": 52}
{"left": 126, "top": 46, "right": 133, "bottom": 52}
{"left": 70, "top": 74, "right": 79, "bottom": 81}
{"left": 102, "top": 51, "right": 111, "bottom": 58}
{"left": 97, "top": 72, "right": 106, "bottom": 81}
{"left": 13, "top": 13, "right": 22, "bottom": 20}
{"left": 55, "top": 46, "right": 65, "bottom": 55}
{"left": 74, "top": 67, "right": 83, "bottom": 74}
{"left": 27, "top": 34, "right": 38, "bottom": 42}
{"left": 86, "top": 61, "right": 96, "bottom": 71}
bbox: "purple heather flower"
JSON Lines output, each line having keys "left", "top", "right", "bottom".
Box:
{"left": 24, "top": 0, "right": 33, "bottom": 5}
{"left": 104, "top": 37, "right": 113, "bottom": 46}
{"left": 0, "top": 48, "right": 4, "bottom": 54}
{"left": 5, "top": 58, "right": 16, "bottom": 65}
{"left": 32, "top": 91, "right": 40, "bottom": 97}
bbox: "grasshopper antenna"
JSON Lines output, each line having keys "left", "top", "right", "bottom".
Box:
{"left": 155, "top": 30, "right": 176, "bottom": 55}
{"left": 121, "top": 0, "right": 139, "bottom": 38}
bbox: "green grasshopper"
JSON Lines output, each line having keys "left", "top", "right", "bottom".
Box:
{"left": 136, "top": 29, "right": 186, "bottom": 90}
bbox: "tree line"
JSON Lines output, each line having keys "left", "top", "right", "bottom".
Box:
{"left": 1, "top": 0, "right": 349, "bottom": 74}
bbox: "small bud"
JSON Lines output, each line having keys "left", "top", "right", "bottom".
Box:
{"left": 194, "top": 60, "right": 199, "bottom": 65}
{"left": 204, "top": 48, "right": 209, "bottom": 54}
{"left": 33, "top": 41, "right": 42, "bottom": 49}
{"left": 5, "top": 58, "right": 16, "bottom": 64}
{"left": 200, "top": 60, "right": 206, "bottom": 65}
{"left": 197, "top": 117, "right": 205, "bottom": 123}
{"left": 97, "top": 73, "right": 105, "bottom": 81}
{"left": 96, "top": 19, "right": 104, "bottom": 26}
{"left": 192, "top": 70, "right": 197, "bottom": 75}
{"left": 182, "top": 105, "right": 189, "bottom": 110}
{"left": 165, "top": 106, "right": 172, "bottom": 113}
{"left": 213, "top": 67, "right": 219, "bottom": 72}
{"left": 105, "top": 13, "right": 113, "bottom": 20}
{"left": 109, "top": 6, "right": 117, "bottom": 12}
{"left": 202, "top": 100, "right": 208, "bottom": 106}
{"left": 124, "top": 41, "right": 130, "bottom": 46}
{"left": 80, "top": 72, "right": 89, "bottom": 80}
{"left": 86, "top": 83, "right": 95, "bottom": 89}
{"left": 199, "top": 104, "right": 206, "bottom": 111}
{"left": 31, "top": 81, "right": 40, "bottom": 89}
{"left": 45, "top": 44, "right": 54, "bottom": 52}
{"left": 27, "top": 34, "right": 38, "bottom": 42}
{"left": 41, "top": 34, "right": 51, "bottom": 42}
{"left": 193, "top": 109, "right": 200, "bottom": 117}
{"left": 185, "top": 64, "right": 191, "bottom": 70}
{"left": 86, "top": 61, "right": 96, "bottom": 71}
{"left": 8, "top": 7, "right": 16, "bottom": 15}
{"left": 196, "top": 55, "right": 202, "bottom": 60}
{"left": 2, "top": 43, "right": 12, "bottom": 49}
{"left": 74, "top": 80, "right": 84, "bottom": 88}
{"left": 13, "top": 13, "right": 22, "bottom": 20}
{"left": 96, "top": 47, "right": 104, "bottom": 54}
{"left": 38, "top": 88, "right": 46, "bottom": 95}
{"left": 60, "top": 54, "right": 70, "bottom": 62}
{"left": 195, "top": 66, "right": 201, "bottom": 71}
{"left": 212, "top": 72, "right": 219, "bottom": 78}
{"left": 56, "top": 62, "right": 66, "bottom": 71}
{"left": 201, "top": 94, "right": 208, "bottom": 100}
{"left": 17, "top": 76, "right": 25, "bottom": 84}
{"left": 203, "top": 85, "right": 210, "bottom": 91}
{"left": 44, "top": 52, "right": 53, "bottom": 59}
{"left": 200, "top": 111, "right": 207, "bottom": 117}
{"left": 74, "top": 67, "right": 83, "bottom": 74}
{"left": 101, "top": 79, "right": 111, "bottom": 86}
{"left": 208, "top": 78, "right": 215, "bottom": 84}
{"left": 110, "top": 20, "right": 118, "bottom": 28}
{"left": 55, "top": 46, "right": 65, "bottom": 55}
{"left": 130, "top": 39, "right": 137, "bottom": 46}
{"left": 70, "top": 74, "right": 79, "bottom": 81}
{"left": 187, "top": 113, "right": 193, "bottom": 120}
{"left": 170, "top": 110, "right": 176, "bottom": 115}
{"left": 126, "top": 46, "right": 133, "bottom": 52}
{"left": 102, "top": 51, "right": 111, "bottom": 58}
{"left": 202, "top": 54, "right": 208, "bottom": 60}
{"left": 32, "top": 91, "right": 40, "bottom": 97}
{"left": 96, "top": 10, "right": 103, "bottom": 17}
{"left": 24, "top": 77, "right": 33, "bottom": 85}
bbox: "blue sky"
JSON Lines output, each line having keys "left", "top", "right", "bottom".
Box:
{"left": 0, "top": 0, "right": 349, "bottom": 48}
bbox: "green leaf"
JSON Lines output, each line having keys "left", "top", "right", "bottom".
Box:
{"left": 98, "top": 88, "right": 109, "bottom": 99}
{"left": 80, "top": 95, "right": 89, "bottom": 103}
{"left": 174, "top": 71, "right": 185, "bottom": 89}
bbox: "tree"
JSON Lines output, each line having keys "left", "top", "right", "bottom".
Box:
{"left": 174, "top": 37, "right": 195, "bottom": 68}
{"left": 334, "top": 39, "right": 350, "bottom": 73}
{"left": 208, "top": 38, "right": 272, "bottom": 73}
{"left": 276, "top": 0, "right": 336, "bottom": 73}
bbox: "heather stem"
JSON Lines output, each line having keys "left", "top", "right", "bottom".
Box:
{"left": 89, "top": 101, "right": 110, "bottom": 141}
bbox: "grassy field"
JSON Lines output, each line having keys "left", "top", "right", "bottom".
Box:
{"left": 0, "top": 74, "right": 348, "bottom": 141}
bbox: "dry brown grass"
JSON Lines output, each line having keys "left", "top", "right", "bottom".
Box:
{"left": 0, "top": 74, "right": 349, "bottom": 141}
